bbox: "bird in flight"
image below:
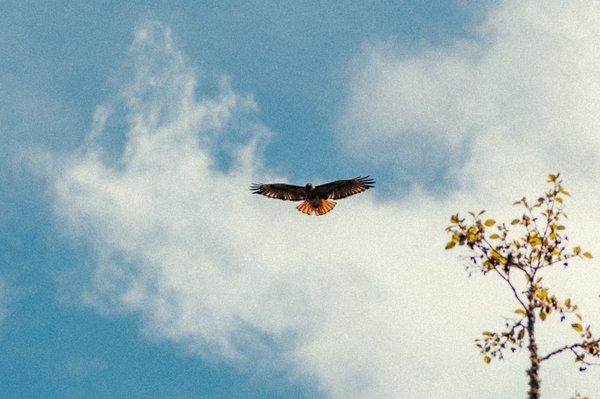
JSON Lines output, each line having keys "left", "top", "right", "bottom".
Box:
{"left": 250, "top": 176, "right": 375, "bottom": 216}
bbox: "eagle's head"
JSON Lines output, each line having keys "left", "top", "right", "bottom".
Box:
{"left": 305, "top": 183, "right": 315, "bottom": 191}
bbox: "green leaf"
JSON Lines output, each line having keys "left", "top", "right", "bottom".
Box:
{"left": 445, "top": 241, "right": 456, "bottom": 250}
{"left": 489, "top": 233, "right": 501, "bottom": 240}
{"left": 484, "top": 219, "right": 496, "bottom": 227}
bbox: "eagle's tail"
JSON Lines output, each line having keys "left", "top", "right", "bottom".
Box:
{"left": 296, "top": 199, "right": 336, "bottom": 216}
{"left": 315, "top": 199, "right": 336, "bottom": 216}
{"left": 296, "top": 200, "right": 314, "bottom": 215}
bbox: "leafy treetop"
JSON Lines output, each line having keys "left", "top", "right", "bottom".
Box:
{"left": 445, "top": 173, "right": 599, "bottom": 370}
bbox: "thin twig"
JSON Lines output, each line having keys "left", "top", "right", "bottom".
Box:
{"left": 541, "top": 339, "right": 600, "bottom": 362}
{"left": 494, "top": 267, "right": 527, "bottom": 310}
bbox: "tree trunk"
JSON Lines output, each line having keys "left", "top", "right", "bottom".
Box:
{"left": 526, "top": 293, "right": 541, "bottom": 399}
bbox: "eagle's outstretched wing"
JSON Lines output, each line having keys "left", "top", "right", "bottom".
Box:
{"left": 315, "top": 176, "right": 375, "bottom": 199}
{"left": 250, "top": 183, "right": 306, "bottom": 201}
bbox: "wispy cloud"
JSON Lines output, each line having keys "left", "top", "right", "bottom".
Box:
{"left": 48, "top": 5, "right": 600, "bottom": 397}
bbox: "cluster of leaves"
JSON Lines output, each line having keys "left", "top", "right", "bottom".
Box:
{"left": 445, "top": 174, "right": 599, "bottom": 368}
{"left": 477, "top": 319, "right": 526, "bottom": 364}
{"left": 445, "top": 174, "right": 590, "bottom": 272}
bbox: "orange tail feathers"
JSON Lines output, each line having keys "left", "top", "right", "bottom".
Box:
{"left": 316, "top": 199, "right": 336, "bottom": 215}
{"left": 296, "top": 199, "right": 337, "bottom": 216}
{"left": 296, "top": 200, "right": 314, "bottom": 215}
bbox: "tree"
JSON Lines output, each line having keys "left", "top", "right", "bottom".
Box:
{"left": 445, "top": 174, "right": 599, "bottom": 399}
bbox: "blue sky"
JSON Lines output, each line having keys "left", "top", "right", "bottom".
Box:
{"left": 2, "top": 1, "right": 600, "bottom": 398}
{"left": 1, "top": 2, "right": 474, "bottom": 398}
{"left": 1, "top": 1, "right": 476, "bottom": 182}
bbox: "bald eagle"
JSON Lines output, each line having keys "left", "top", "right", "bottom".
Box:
{"left": 250, "top": 176, "right": 375, "bottom": 216}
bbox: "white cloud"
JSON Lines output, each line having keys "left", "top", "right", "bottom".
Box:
{"left": 49, "top": 6, "right": 600, "bottom": 398}
{"left": 338, "top": 0, "right": 600, "bottom": 396}
{"left": 341, "top": 1, "right": 600, "bottom": 189}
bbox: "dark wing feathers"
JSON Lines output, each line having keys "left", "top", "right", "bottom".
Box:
{"left": 250, "top": 183, "right": 306, "bottom": 201}
{"left": 315, "top": 176, "right": 375, "bottom": 200}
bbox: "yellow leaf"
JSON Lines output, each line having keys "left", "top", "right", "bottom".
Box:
{"left": 558, "top": 185, "right": 571, "bottom": 196}
{"left": 450, "top": 214, "right": 459, "bottom": 224}
{"left": 572, "top": 323, "right": 584, "bottom": 333}
{"left": 565, "top": 298, "right": 572, "bottom": 308}
{"left": 547, "top": 174, "right": 557, "bottom": 182}
{"left": 484, "top": 219, "right": 496, "bottom": 227}
{"left": 515, "top": 308, "right": 526, "bottom": 316}
{"left": 583, "top": 252, "right": 593, "bottom": 259}
{"left": 489, "top": 233, "right": 501, "bottom": 240}
{"left": 556, "top": 225, "right": 566, "bottom": 230}
{"left": 483, "top": 355, "right": 491, "bottom": 364}
{"left": 528, "top": 235, "right": 542, "bottom": 246}
{"left": 539, "top": 310, "right": 547, "bottom": 321}
{"left": 536, "top": 289, "right": 548, "bottom": 300}
{"left": 511, "top": 219, "right": 520, "bottom": 225}
{"left": 490, "top": 250, "right": 507, "bottom": 265}
{"left": 482, "top": 331, "right": 493, "bottom": 337}
{"left": 467, "top": 226, "right": 481, "bottom": 242}
{"left": 445, "top": 241, "right": 456, "bottom": 250}
{"left": 573, "top": 246, "right": 582, "bottom": 255}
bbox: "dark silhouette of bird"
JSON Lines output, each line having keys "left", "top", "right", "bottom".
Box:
{"left": 250, "top": 176, "right": 375, "bottom": 216}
